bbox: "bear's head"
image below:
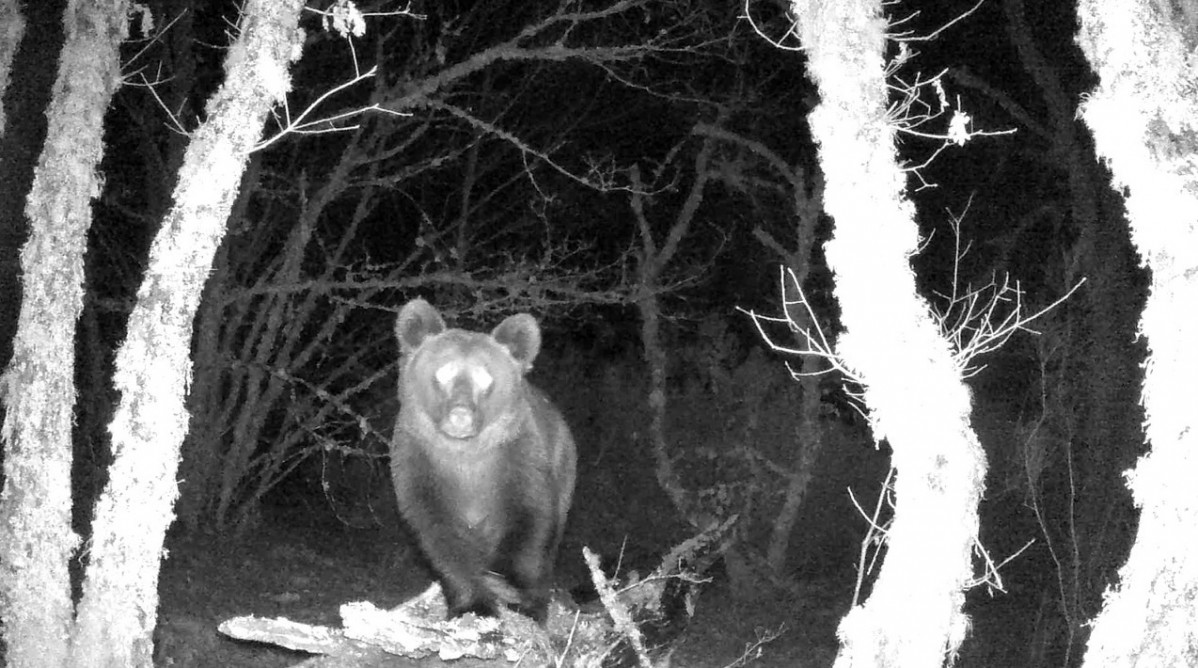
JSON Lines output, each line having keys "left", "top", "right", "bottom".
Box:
{"left": 395, "top": 299, "right": 541, "bottom": 440}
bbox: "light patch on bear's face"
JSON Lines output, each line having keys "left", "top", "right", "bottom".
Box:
{"left": 434, "top": 360, "right": 494, "bottom": 394}
{"left": 431, "top": 358, "right": 495, "bottom": 439}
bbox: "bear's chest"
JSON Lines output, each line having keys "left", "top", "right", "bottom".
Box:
{"left": 432, "top": 448, "right": 505, "bottom": 531}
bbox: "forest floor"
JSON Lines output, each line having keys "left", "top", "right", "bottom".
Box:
{"left": 153, "top": 517, "right": 849, "bottom": 667}
{"left": 153, "top": 514, "right": 1033, "bottom": 667}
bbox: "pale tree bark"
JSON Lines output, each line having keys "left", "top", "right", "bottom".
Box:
{"left": 0, "top": 0, "right": 25, "bottom": 134}
{"left": 789, "top": 0, "right": 987, "bottom": 666}
{"left": 1075, "top": 2, "right": 1198, "bottom": 665}
{"left": 1, "top": 1, "right": 59, "bottom": 372}
{"left": 0, "top": 1, "right": 129, "bottom": 666}
{"left": 66, "top": 1, "right": 305, "bottom": 666}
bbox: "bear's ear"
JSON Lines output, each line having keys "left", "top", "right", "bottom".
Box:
{"left": 395, "top": 299, "right": 445, "bottom": 354}
{"left": 492, "top": 313, "right": 541, "bottom": 371}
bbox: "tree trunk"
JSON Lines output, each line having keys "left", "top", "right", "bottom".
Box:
{"left": 753, "top": 223, "right": 827, "bottom": 578}
{"left": 0, "top": 0, "right": 62, "bottom": 374}
{"left": 789, "top": 0, "right": 987, "bottom": 665}
{"left": 752, "top": 192, "right": 825, "bottom": 575}
{"left": 700, "top": 120, "right": 829, "bottom": 577}
{"left": 0, "top": 0, "right": 25, "bottom": 135}
{"left": 1003, "top": 3, "right": 1145, "bottom": 655}
{"left": 628, "top": 135, "right": 716, "bottom": 525}
{"left": 1076, "top": 2, "right": 1198, "bottom": 665}
{"left": 66, "top": 2, "right": 305, "bottom": 665}
{"left": 0, "top": 1, "right": 129, "bottom": 665}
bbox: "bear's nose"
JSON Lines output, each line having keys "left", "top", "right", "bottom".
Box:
{"left": 442, "top": 406, "right": 478, "bottom": 439}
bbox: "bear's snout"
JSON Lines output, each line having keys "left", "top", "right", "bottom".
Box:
{"left": 441, "top": 405, "right": 479, "bottom": 438}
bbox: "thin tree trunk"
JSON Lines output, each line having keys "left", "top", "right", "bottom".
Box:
{"left": 67, "top": 2, "right": 305, "bottom": 665}
{"left": 0, "top": 2, "right": 129, "bottom": 666}
{"left": 699, "top": 119, "right": 829, "bottom": 576}
{"left": 628, "top": 134, "right": 716, "bottom": 525}
{"left": 1076, "top": 2, "right": 1198, "bottom": 665}
{"left": 789, "top": 0, "right": 987, "bottom": 665}
{"left": 753, "top": 224, "right": 826, "bottom": 576}
{"left": 752, "top": 186, "right": 825, "bottom": 574}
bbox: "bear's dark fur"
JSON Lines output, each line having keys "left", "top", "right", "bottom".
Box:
{"left": 390, "top": 298, "right": 576, "bottom": 622}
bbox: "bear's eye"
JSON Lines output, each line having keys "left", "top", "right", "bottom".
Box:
{"left": 471, "top": 366, "right": 494, "bottom": 394}
{"left": 434, "top": 362, "right": 461, "bottom": 391}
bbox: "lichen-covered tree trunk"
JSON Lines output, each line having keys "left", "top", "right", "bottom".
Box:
{"left": 0, "top": 1, "right": 129, "bottom": 666}
{"left": 1, "top": 1, "right": 60, "bottom": 376}
{"left": 789, "top": 0, "right": 987, "bottom": 665}
{"left": 1075, "top": 2, "right": 1198, "bottom": 665}
{"left": 0, "top": 0, "right": 25, "bottom": 135}
{"left": 66, "top": 2, "right": 305, "bottom": 666}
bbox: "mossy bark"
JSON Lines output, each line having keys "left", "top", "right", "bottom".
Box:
{"left": 0, "top": 1, "right": 129, "bottom": 665}
{"left": 66, "top": 2, "right": 305, "bottom": 666}
{"left": 790, "top": 0, "right": 987, "bottom": 664}
{"left": 1076, "top": 2, "right": 1198, "bottom": 665}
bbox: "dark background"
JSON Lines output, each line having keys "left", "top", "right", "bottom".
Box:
{"left": 0, "top": 0, "right": 1145, "bottom": 665}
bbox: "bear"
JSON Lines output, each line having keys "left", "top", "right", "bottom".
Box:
{"left": 389, "top": 298, "right": 577, "bottom": 623}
